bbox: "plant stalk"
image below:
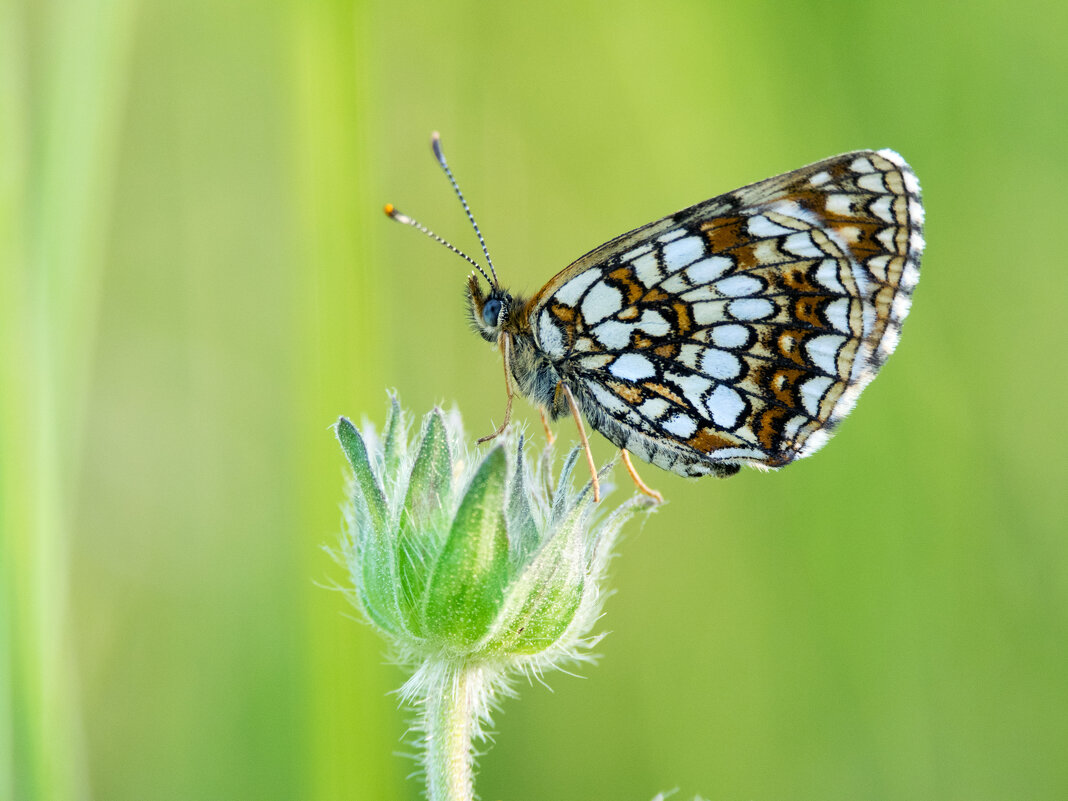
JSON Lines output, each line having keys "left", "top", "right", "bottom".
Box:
{"left": 424, "top": 665, "right": 483, "bottom": 801}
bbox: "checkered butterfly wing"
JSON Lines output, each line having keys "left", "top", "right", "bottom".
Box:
{"left": 528, "top": 149, "right": 924, "bottom": 476}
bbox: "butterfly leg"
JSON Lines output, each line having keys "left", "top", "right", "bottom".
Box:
{"left": 538, "top": 406, "right": 556, "bottom": 446}
{"left": 620, "top": 449, "right": 664, "bottom": 504}
{"left": 558, "top": 381, "right": 600, "bottom": 502}
{"left": 477, "top": 333, "right": 515, "bottom": 444}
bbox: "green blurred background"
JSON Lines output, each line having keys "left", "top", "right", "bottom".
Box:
{"left": 3, "top": 0, "right": 1066, "bottom": 799}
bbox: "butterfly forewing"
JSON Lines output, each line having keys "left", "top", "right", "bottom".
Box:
{"left": 528, "top": 149, "right": 923, "bottom": 476}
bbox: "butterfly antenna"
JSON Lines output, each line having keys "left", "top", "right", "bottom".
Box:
{"left": 383, "top": 203, "right": 495, "bottom": 288}
{"left": 430, "top": 131, "right": 499, "bottom": 287}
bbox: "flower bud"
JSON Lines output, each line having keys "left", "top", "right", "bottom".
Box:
{"left": 335, "top": 397, "right": 648, "bottom": 671}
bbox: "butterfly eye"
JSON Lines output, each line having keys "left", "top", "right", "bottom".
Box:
{"left": 482, "top": 298, "right": 502, "bottom": 327}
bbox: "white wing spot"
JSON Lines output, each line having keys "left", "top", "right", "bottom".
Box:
{"left": 783, "top": 414, "right": 806, "bottom": 442}
{"left": 663, "top": 413, "right": 698, "bottom": 438}
{"left": 636, "top": 309, "right": 670, "bottom": 336}
{"left": 858, "top": 171, "right": 887, "bottom": 193}
{"left": 591, "top": 320, "right": 633, "bottom": 349}
{"left": 814, "top": 259, "right": 845, "bottom": 293}
{"left": 662, "top": 236, "right": 705, "bottom": 273}
{"left": 657, "top": 228, "right": 687, "bottom": 243}
{"left": 621, "top": 243, "right": 653, "bottom": 261}
{"left": 660, "top": 274, "right": 689, "bottom": 294}
{"left": 581, "top": 282, "right": 623, "bottom": 325}
{"left": 748, "top": 215, "right": 794, "bottom": 238}
{"left": 632, "top": 253, "right": 662, "bottom": 288}
{"left": 710, "top": 323, "right": 750, "bottom": 348}
{"left": 700, "top": 348, "right": 742, "bottom": 380}
{"left": 876, "top": 226, "right": 898, "bottom": 251}
{"left": 728, "top": 298, "right": 775, "bottom": 320}
{"left": 555, "top": 269, "right": 599, "bottom": 305}
{"left": 850, "top": 157, "right": 875, "bottom": 174}
{"left": 692, "top": 300, "right": 728, "bottom": 325}
{"left": 577, "top": 354, "right": 612, "bottom": 370}
{"left": 680, "top": 285, "right": 725, "bottom": 303}
{"left": 869, "top": 195, "right": 894, "bottom": 223}
{"left": 861, "top": 301, "right": 876, "bottom": 339}
{"left": 867, "top": 254, "right": 890, "bottom": 282}
{"left": 824, "top": 297, "right": 851, "bottom": 332}
{"left": 753, "top": 240, "right": 781, "bottom": 264}
{"left": 825, "top": 194, "right": 853, "bottom": 216}
{"left": 670, "top": 372, "right": 712, "bottom": 412}
{"left": 706, "top": 384, "right": 746, "bottom": 429}
{"left": 805, "top": 334, "right": 846, "bottom": 375}
{"left": 715, "top": 274, "right": 763, "bottom": 297}
{"left": 677, "top": 343, "right": 702, "bottom": 369}
{"left": 537, "top": 309, "right": 566, "bottom": 358}
{"left": 685, "top": 256, "right": 733, "bottom": 285}
{"left": 800, "top": 375, "right": 834, "bottom": 416}
{"left": 638, "top": 397, "right": 670, "bottom": 421}
{"left": 608, "top": 353, "right": 656, "bottom": 382}
{"left": 808, "top": 170, "right": 831, "bottom": 186}
{"left": 783, "top": 231, "right": 824, "bottom": 258}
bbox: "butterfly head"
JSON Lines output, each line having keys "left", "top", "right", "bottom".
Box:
{"left": 466, "top": 273, "right": 514, "bottom": 343}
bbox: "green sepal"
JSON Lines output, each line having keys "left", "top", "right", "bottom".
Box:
{"left": 479, "top": 509, "right": 586, "bottom": 656}
{"left": 507, "top": 436, "right": 540, "bottom": 568}
{"left": 337, "top": 417, "right": 387, "bottom": 532}
{"left": 336, "top": 417, "right": 401, "bottom": 634}
{"left": 396, "top": 409, "right": 453, "bottom": 632}
{"left": 549, "top": 445, "right": 582, "bottom": 527}
{"left": 424, "top": 445, "right": 511, "bottom": 648}
{"left": 381, "top": 392, "right": 406, "bottom": 493}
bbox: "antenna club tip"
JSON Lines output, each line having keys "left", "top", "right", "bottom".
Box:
{"left": 384, "top": 204, "right": 411, "bottom": 224}
{"left": 431, "top": 132, "right": 446, "bottom": 166}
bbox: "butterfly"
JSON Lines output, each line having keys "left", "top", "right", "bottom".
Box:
{"left": 386, "top": 133, "right": 924, "bottom": 501}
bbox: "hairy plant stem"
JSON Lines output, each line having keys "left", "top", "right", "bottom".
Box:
{"left": 424, "top": 665, "right": 485, "bottom": 801}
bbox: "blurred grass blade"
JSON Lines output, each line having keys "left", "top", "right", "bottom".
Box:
{"left": 1, "top": 1, "right": 138, "bottom": 799}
